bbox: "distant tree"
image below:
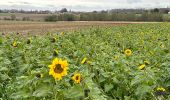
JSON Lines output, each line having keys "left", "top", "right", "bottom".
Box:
{"left": 140, "top": 12, "right": 149, "bottom": 21}
{"left": 45, "top": 15, "right": 58, "bottom": 22}
{"left": 58, "top": 13, "right": 77, "bottom": 21}
{"left": 66, "top": 14, "right": 75, "bottom": 21}
{"left": 60, "top": 8, "right": 68, "bottom": 13}
{"left": 93, "top": 11, "right": 97, "bottom": 13}
{"left": 11, "top": 14, "right": 16, "bottom": 20}
{"left": 4, "top": 17, "right": 11, "bottom": 20}
{"left": 101, "top": 10, "right": 107, "bottom": 13}
{"left": 141, "top": 12, "right": 163, "bottom": 22}
{"left": 149, "top": 13, "right": 163, "bottom": 21}
{"left": 152, "top": 8, "right": 159, "bottom": 13}
{"left": 22, "top": 17, "right": 30, "bottom": 21}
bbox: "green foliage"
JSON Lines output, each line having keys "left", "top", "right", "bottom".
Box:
{"left": 10, "top": 14, "right": 16, "bottom": 20}
{"left": 45, "top": 15, "right": 58, "bottom": 22}
{"left": 45, "top": 14, "right": 78, "bottom": 22}
{"left": 141, "top": 12, "right": 163, "bottom": 21}
{"left": 44, "top": 12, "right": 169, "bottom": 22}
{"left": 22, "top": 17, "right": 31, "bottom": 21}
{"left": 0, "top": 23, "right": 170, "bottom": 99}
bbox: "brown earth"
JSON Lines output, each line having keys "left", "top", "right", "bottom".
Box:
{"left": 0, "top": 21, "right": 132, "bottom": 34}
{"left": 0, "top": 21, "right": 161, "bottom": 35}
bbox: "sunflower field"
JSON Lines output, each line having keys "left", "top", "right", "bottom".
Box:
{"left": 0, "top": 23, "right": 170, "bottom": 100}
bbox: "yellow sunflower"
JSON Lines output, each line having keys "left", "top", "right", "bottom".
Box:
{"left": 48, "top": 58, "right": 68, "bottom": 80}
{"left": 139, "top": 64, "right": 145, "bottom": 70}
{"left": 113, "top": 55, "right": 119, "bottom": 61}
{"left": 61, "top": 32, "right": 65, "bottom": 35}
{"left": 12, "top": 41, "right": 17, "bottom": 47}
{"left": 155, "top": 87, "right": 166, "bottom": 96}
{"left": 72, "top": 73, "right": 81, "bottom": 84}
{"left": 157, "top": 87, "right": 166, "bottom": 92}
{"left": 124, "top": 49, "right": 132, "bottom": 56}
{"left": 81, "top": 57, "right": 87, "bottom": 64}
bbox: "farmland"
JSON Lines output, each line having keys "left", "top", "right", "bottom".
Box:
{"left": 0, "top": 13, "right": 48, "bottom": 21}
{"left": 0, "top": 22, "right": 170, "bottom": 100}
{"left": 0, "top": 21, "right": 136, "bottom": 34}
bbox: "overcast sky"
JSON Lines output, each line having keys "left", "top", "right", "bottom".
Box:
{"left": 0, "top": 0, "right": 170, "bottom": 11}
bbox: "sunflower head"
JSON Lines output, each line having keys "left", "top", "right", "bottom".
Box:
{"left": 124, "top": 49, "right": 132, "bottom": 56}
{"left": 49, "top": 58, "right": 68, "bottom": 80}
{"left": 81, "top": 57, "right": 87, "bottom": 64}
{"left": 12, "top": 41, "right": 17, "bottom": 47}
{"left": 157, "top": 87, "right": 166, "bottom": 92}
{"left": 139, "top": 64, "right": 145, "bottom": 70}
{"left": 72, "top": 73, "right": 81, "bottom": 84}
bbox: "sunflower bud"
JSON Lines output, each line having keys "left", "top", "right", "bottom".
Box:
{"left": 84, "top": 89, "right": 90, "bottom": 98}
{"left": 50, "top": 37, "right": 56, "bottom": 43}
{"left": 113, "top": 55, "right": 119, "bottom": 61}
{"left": 36, "top": 73, "right": 43, "bottom": 78}
{"left": 53, "top": 49, "right": 59, "bottom": 56}
{"left": 12, "top": 41, "right": 17, "bottom": 47}
{"left": 27, "top": 38, "right": 31, "bottom": 44}
{"left": 144, "top": 61, "right": 150, "bottom": 65}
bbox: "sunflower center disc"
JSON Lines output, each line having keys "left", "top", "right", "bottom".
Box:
{"left": 127, "top": 51, "right": 130, "bottom": 53}
{"left": 54, "top": 64, "right": 63, "bottom": 73}
{"left": 76, "top": 76, "right": 79, "bottom": 80}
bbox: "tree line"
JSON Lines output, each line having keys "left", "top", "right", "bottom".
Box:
{"left": 45, "top": 8, "right": 170, "bottom": 22}
{"left": 1, "top": 8, "right": 170, "bottom": 22}
{"left": 45, "top": 12, "right": 169, "bottom": 22}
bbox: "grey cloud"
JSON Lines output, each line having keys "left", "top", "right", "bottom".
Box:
{"left": 8, "top": 2, "right": 16, "bottom": 4}
{"left": 8, "top": 1, "right": 31, "bottom": 4}
{"left": 1, "top": 0, "right": 170, "bottom": 11}
{"left": 8, "top": 4, "right": 45, "bottom": 10}
{"left": 127, "top": 0, "right": 142, "bottom": 3}
{"left": 19, "top": 2, "right": 32, "bottom": 5}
